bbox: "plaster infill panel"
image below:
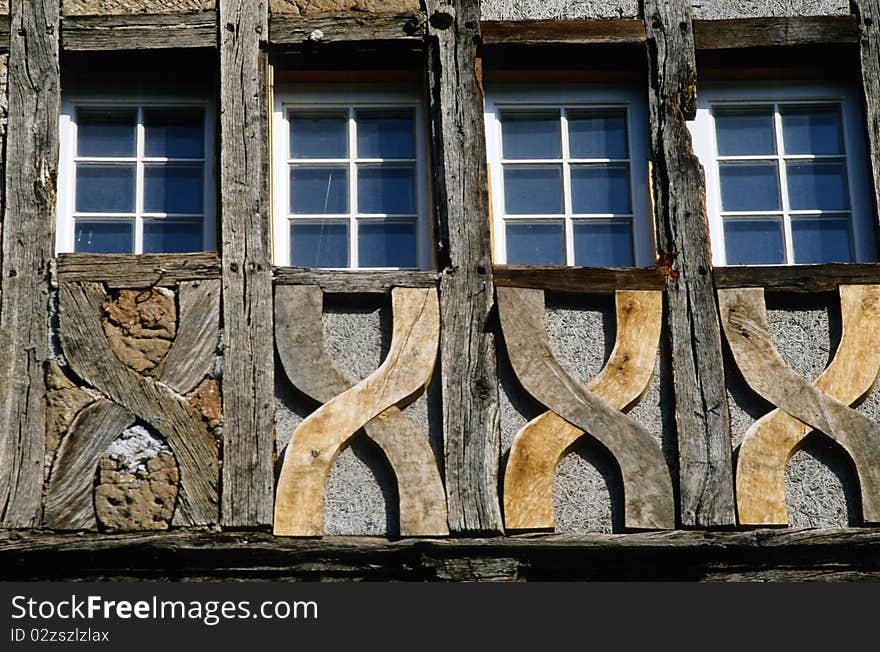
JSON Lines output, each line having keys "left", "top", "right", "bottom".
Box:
{"left": 61, "top": 1, "right": 214, "bottom": 15}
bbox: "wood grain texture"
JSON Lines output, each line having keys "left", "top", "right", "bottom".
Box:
{"left": 493, "top": 265, "right": 665, "bottom": 293}
{"left": 644, "top": 0, "right": 736, "bottom": 527}
{"left": 43, "top": 399, "right": 134, "bottom": 531}
{"left": 503, "top": 290, "right": 663, "bottom": 531}
{"left": 273, "top": 267, "right": 439, "bottom": 292}
{"left": 497, "top": 287, "right": 674, "bottom": 530}
{"left": 55, "top": 253, "right": 221, "bottom": 288}
{"left": 714, "top": 263, "right": 880, "bottom": 293}
{"left": 269, "top": 11, "right": 424, "bottom": 44}
{"left": 274, "top": 288, "right": 440, "bottom": 536}
{"left": 219, "top": 0, "right": 275, "bottom": 527}
{"left": 718, "top": 287, "right": 880, "bottom": 525}
{"left": 0, "top": 0, "right": 60, "bottom": 527}
{"left": 693, "top": 15, "right": 858, "bottom": 50}
{"left": 481, "top": 19, "right": 646, "bottom": 46}
{"left": 853, "top": 0, "right": 880, "bottom": 258}
{"left": 427, "top": 0, "right": 503, "bottom": 535}
{"left": 735, "top": 285, "right": 880, "bottom": 525}
{"left": 58, "top": 282, "right": 218, "bottom": 526}
{"left": 61, "top": 11, "right": 217, "bottom": 51}
{"left": 275, "top": 284, "right": 447, "bottom": 537}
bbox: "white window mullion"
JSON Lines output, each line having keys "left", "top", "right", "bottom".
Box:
{"left": 134, "top": 105, "right": 145, "bottom": 255}
{"left": 348, "top": 107, "right": 358, "bottom": 269}
{"left": 560, "top": 107, "right": 575, "bottom": 265}
{"left": 774, "top": 103, "right": 795, "bottom": 265}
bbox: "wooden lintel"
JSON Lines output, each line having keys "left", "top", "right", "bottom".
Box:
{"left": 480, "top": 19, "right": 646, "bottom": 46}
{"left": 273, "top": 267, "right": 439, "bottom": 292}
{"left": 713, "top": 263, "right": 880, "bottom": 293}
{"left": 55, "top": 253, "right": 221, "bottom": 288}
{"left": 269, "top": 12, "right": 425, "bottom": 46}
{"left": 693, "top": 15, "right": 858, "bottom": 51}
{"left": 493, "top": 265, "right": 665, "bottom": 293}
{"left": 60, "top": 11, "right": 217, "bottom": 51}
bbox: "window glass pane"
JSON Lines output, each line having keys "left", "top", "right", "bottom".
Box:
{"left": 290, "top": 221, "right": 349, "bottom": 268}
{"left": 358, "top": 221, "right": 417, "bottom": 268}
{"left": 356, "top": 110, "right": 415, "bottom": 159}
{"left": 713, "top": 107, "right": 775, "bottom": 156}
{"left": 500, "top": 110, "right": 561, "bottom": 160}
{"left": 723, "top": 219, "right": 785, "bottom": 265}
{"left": 505, "top": 221, "right": 565, "bottom": 265}
{"left": 77, "top": 107, "right": 136, "bottom": 158}
{"left": 74, "top": 220, "right": 133, "bottom": 254}
{"left": 144, "top": 108, "right": 204, "bottom": 159}
{"left": 290, "top": 167, "right": 348, "bottom": 214}
{"left": 719, "top": 163, "right": 781, "bottom": 212}
{"left": 358, "top": 165, "right": 416, "bottom": 215}
{"left": 570, "top": 165, "right": 631, "bottom": 214}
{"left": 567, "top": 109, "right": 628, "bottom": 160}
{"left": 503, "top": 166, "right": 563, "bottom": 214}
{"left": 786, "top": 161, "right": 850, "bottom": 211}
{"left": 781, "top": 106, "right": 843, "bottom": 155}
{"left": 290, "top": 111, "right": 348, "bottom": 159}
{"left": 143, "top": 220, "right": 203, "bottom": 253}
{"left": 144, "top": 164, "right": 203, "bottom": 214}
{"left": 791, "top": 218, "right": 852, "bottom": 264}
{"left": 75, "top": 164, "right": 135, "bottom": 213}
{"left": 572, "top": 221, "right": 633, "bottom": 266}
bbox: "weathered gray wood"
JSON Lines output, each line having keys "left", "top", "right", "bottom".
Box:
{"left": 153, "top": 279, "right": 221, "bottom": 396}
{"left": 714, "top": 263, "right": 880, "bottom": 293}
{"left": 219, "top": 0, "right": 275, "bottom": 527}
{"left": 61, "top": 11, "right": 216, "bottom": 51}
{"left": 273, "top": 267, "right": 439, "bottom": 293}
{"left": 43, "top": 399, "right": 134, "bottom": 531}
{"left": 58, "top": 282, "right": 218, "bottom": 526}
{"left": 493, "top": 265, "right": 665, "bottom": 293}
{"left": 427, "top": 0, "right": 503, "bottom": 535}
{"left": 55, "top": 253, "right": 221, "bottom": 288}
{"left": 481, "top": 19, "right": 646, "bottom": 46}
{"left": 0, "top": 0, "right": 60, "bottom": 528}
{"left": 643, "top": 0, "right": 735, "bottom": 528}
{"left": 497, "top": 287, "right": 674, "bottom": 530}
{"left": 269, "top": 11, "right": 424, "bottom": 45}
{"left": 274, "top": 285, "right": 448, "bottom": 537}
{"left": 693, "top": 15, "right": 858, "bottom": 50}
{"left": 853, "top": 0, "right": 880, "bottom": 258}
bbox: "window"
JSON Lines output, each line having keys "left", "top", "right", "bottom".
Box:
{"left": 484, "top": 85, "right": 654, "bottom": 267}
{"left": 272, "top": 85, "right": 430, "bottom": 269}
{"left": 57, "top": 96, "right": 215, "bottom": 254}
{"left": 690, "top": 83, "right": 876, "bottom": 266}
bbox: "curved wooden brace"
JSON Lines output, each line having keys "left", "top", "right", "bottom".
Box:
{"left": 719, "top": 287, "right": 880, "bottom": 524}
{"left": 58, "top": 282, "right": 219, "bottom": 526}
{"left": 274, "top": 287, "right": 440, "bottom": 536}
{"left": 503, "top": 290, "right": 663, "bottom": 530}
{"left": 497, "top": 287, "right": 674, "bottom": 530}
{"left": 43, "top": 399, "right": 135, "bottom": 530}
{"left": 274, "top": 284, "right": 448, "bottom": 536}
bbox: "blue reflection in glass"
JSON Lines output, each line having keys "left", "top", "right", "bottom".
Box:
{"left": 570, "top": 165, "right": 631, "bottom": 214}
{"left": 358, "top": 221, "right": 417, "bottom": 268}
{"left": 144, "top": 108, "right": 204, "bottom": 159}
{"left": 356, "top": 110, "right": 415, "bottom": 159}
{"left": 782, "top": 106, "right": 843, "bottom": 155}
{"left": 719, "top": 163, "right": 781, "bottom": 212}
{"left": 143, "top": 221, "right": 203, "bottom": 253}
{"left": 77, "top": 107, "right": 136, "bottom": 158}
{"left": 500, "top": 111, "right": 560, "bottom": 160}
{"left": 290, "top": 111, "right": 348, "bottom": 159}
{"left": 504, "top": 166, "right": 563, "bottom": 214}
{"left": 714, "top": 108, "right": 775, "bottom": 156}
{"left": 74, "top": 220, "right": 133, "bottom": 254}
{"left": 358, "top": 166, "right": 416, "bottom": 214}
{"left": 290, "top": 167, "right": 348, "bottom": 214}
{"left": 786, "top": 161, "right": 850, "bottom": 211}
{"left": 144, "top": 165, "right": 203, "bottom": 214}
{"left": 505, "top": 221, "right": 564, "bottom": 265}
{"left": 723, "top": 219, "right": 785, "bottom": 265}
{"left": 75, "top": 164, "right": 135, "bottom": 213}
{"left": 290, "top": 221, "right": 349, "bottom": 268}
{"left": 568, "top": 110, "right": 627, "bottom": 159}
{"left": 792, "top": 218, "right": 852, "bottom": 263}
{"left": 573, "top": 221, "right": 633, "bottom": 266}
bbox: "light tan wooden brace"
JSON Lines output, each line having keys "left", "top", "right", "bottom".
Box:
{"left": 719, "top": 286, "right": 880, "bottom": 525}
{"left": 274, "top": 287, "right": 440, "bottom": 536}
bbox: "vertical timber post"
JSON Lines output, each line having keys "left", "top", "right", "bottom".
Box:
{"left": 0, "top": 0, "right": 59, "bottom": 528}
{"left": 219, "top": 0, "right": 275, "bottom": 527}
{"left": 426, "top": 0, "right": 504, "bottom": 534}
{"left": 853, "top": 0, "right": 880, "bottom": 254}
{"left": 643, "top": 0, "right": 736, "bottom": 527}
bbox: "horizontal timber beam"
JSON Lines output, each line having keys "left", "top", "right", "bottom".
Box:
{"left": 269, "top": 11, "right": 425, "bottom": 46}
{"left": 480, "top": 19, "right": 646, "bottom": 46}
{"left": 3, "top": 529, "right": 880, "bottom": 581}
{"left": 55, "top": 253, "right": 221, "bottom": 288}
{"left": 713, "top": 264, "right": 880, "bottom": 293}
{"left": 60, "top": 11, "right": 217, "bottom": 51}
{"left": 273, "top": 267, "right": 439, "bottom": 292}
{"left": 693, "top": 15, "right": 858, "bottom": 50}
{"left": 493, "top": 266, "right": 665, "bottom": 293}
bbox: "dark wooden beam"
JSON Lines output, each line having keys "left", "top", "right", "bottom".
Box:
{"left": 60, "top": 11, "right": 217, "bottom": 51}
{"left": 0, "top": 0, "right": 60, "bottom": 528}
{"left": 714, "top": 263, "right": 880, "bottom": 293}
{"left": 480, "top": 19, "right": 646, "bottom": 46}
{"left": 219, "top": 0, "right": 275, "bottom": 528}
{"left": 493, "top": 265, "right": 665, "bottom": 293}
{"left": 693, "top": 15, "right": 858, "bottom": 50}
{"left": 55, "top": 253, "right": 221, "bottom": 288}
{"left": 4, "top": 528, "right": 880, "bottom": 581}
{"left": 644, "top": 0, "right": 736, "bottom": 528}
{"left": 273, "top": 267, "right": 439, "bottom": 292}
{"left": 853, "top": 0, "right": 880, "bottom": 259}
{"left": 0, "top": 16, "right": 9, "bottom": 52}
{"left": 269, "top": 11, "right": 424, "bottom": 46}
{"left": 427, "top": 0, "right": 503, "bottom": 535}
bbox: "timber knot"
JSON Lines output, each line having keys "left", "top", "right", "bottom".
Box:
{"left": 430, "top": 7, "right": 455, "bottom": 30}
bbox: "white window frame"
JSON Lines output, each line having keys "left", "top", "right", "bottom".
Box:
{"left": 484, "top": 84, "right": 655, "bottom": 267}
{"left": 689, "top": 81, "right": 876, "bottom": 266}
{"left": 56, "top": 91, "right": 216, "bottom": 255}
{"left": 272, "top": 83, "right": 431, "bottom": 270}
